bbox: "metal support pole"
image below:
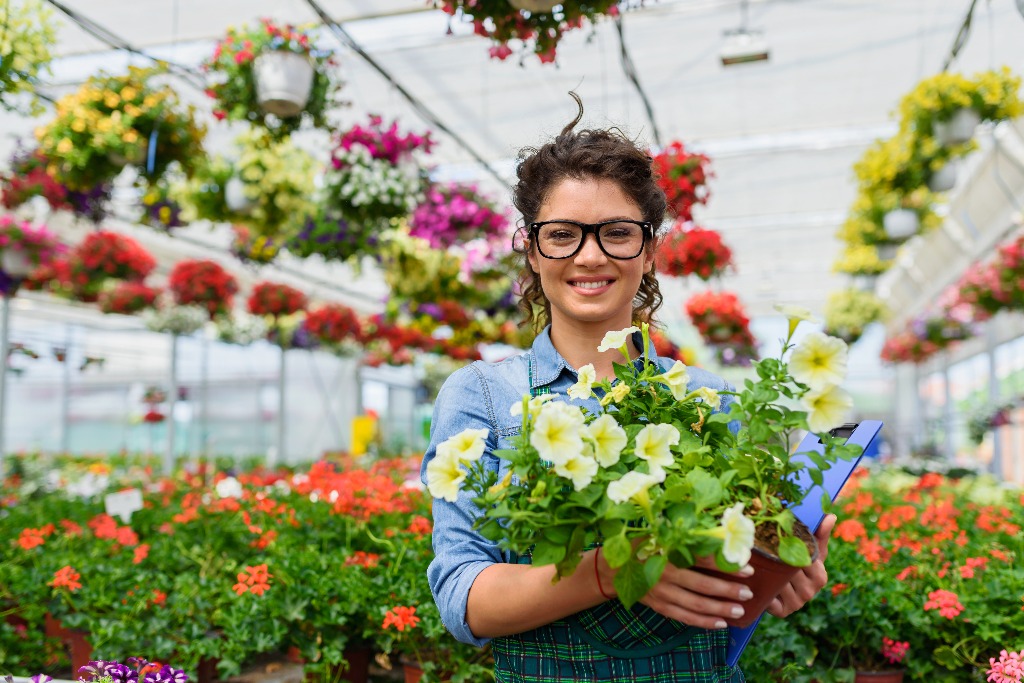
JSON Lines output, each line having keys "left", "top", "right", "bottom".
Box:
{"left": 276, "top": 345, "right": 287, "bottom": 466}
{"left": 986, "top": 324, "right": 1003, "bottom": 479}
{"left": 0, "top": 295, "right": 11, "bottom": 472}
{"left": 165, "top": 334, "right": 179, "bottom": 476}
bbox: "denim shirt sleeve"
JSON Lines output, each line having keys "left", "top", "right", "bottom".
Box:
{"left": 420, "top": 363, "right": 505, "bottom": 647}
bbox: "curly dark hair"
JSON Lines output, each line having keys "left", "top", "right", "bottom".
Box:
{"left": 512, "top": 93, "right": 667, "bottom": 333}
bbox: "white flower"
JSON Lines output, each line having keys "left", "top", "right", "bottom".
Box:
{"left": 438, "top": 427, "right": 489, "bottom": 463}
{"left": 773, "top": 304, "right": 820, "bottom": 325}
{"left": 597, "top": 326, "right": 640, "bottom": 353}
{"left": 530, "top": 401, "right": 586, "bottom": 464}
{"left": 803, "top": 384, "right": 853, "bottom": 434}
{"left": 599, "top": 382, "right": 630, "bottom": 407}
{"left": 426, "top": 449, "right": 467, "bottom": 503}
{"left": 554, "top": 453, "right": 599, "bottom": 491}
{"left": 634, "top": 423, "right": 680, "bottom": 470}
{"left": 215, "top": 476, "right": 243, "bottom": 499}
{"left": 584, "top": 415, "right": 628, "bottom": 467}
{"left": 789, "top": 332, "right": 848, "bottom": 391}
{"left": 606, "top": 470, "right": 661, "bottom": 504}
{"left": 719, "top": 503, "right": 756, "bottom": 566}
{"left": 655, "top": 360, "right": 690, "bottom": 400}
{"left": 510, "top": 393, "right": 555, "bottom": 418}
{"left": 694, "top": 387, "right": 721, "bottom": 411}
{"left": 568, "top": 364, "right": 596, "bottom": 401}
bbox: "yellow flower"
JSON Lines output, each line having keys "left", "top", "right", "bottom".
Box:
{"left": 606, "top": 471, "right": 661, "bottom": 506}
{"left": 789, "top": 331, "right": 848, "bottom": 391}
{"left": 120, "top": 86, "right": 138, "bottom": 101}
{"left": 509, "top": 393, "right": 555, "bottom": 419}
{"left": 633, "top": 423, "right": 679, "bottom": 470}
{"left": 584, "top": 415, "right": 628, "bottom": 467}
{"left": 654, "top": 360, "right": 690, "bottom": 401}
{"left": 70, "top": 119, "right": 86, "bottom": 133}
{"left": 599, "top": 382, "right": 630, "bottom": 407}
{"left": 694, "top": 387, "right": 721, "bottom": 411}
{"left": 567, "top": 364, "right": 596, "bottom": 401}
{"left": 803, "top": 384, "right": 853, "bottom": 434}
{"left": 56, "top": 138, "right": 73, "bottom": 154}
{"left": 104, "top": 92, "right": 120, "bottom": 108}
{"left": 553, "top": 453, "right": 598, "bottom": 491}
{"left": 425, "top": 449, "right": 466, "bottom": 503}
{"left": 122, "top": 130, "right": 139, "bottom": 144}
{"left": 530, "top": 401, "right": 585, "bottom": 465}
{"left": 773, "top": 304, "right": 821, "bottom": 341}
{"left": 715, "top": 503, "right": 756, "bottom": 566}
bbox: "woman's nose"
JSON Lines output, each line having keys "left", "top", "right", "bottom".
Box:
{"left": 574, "top": 233, "right": 607, "bottom": 265}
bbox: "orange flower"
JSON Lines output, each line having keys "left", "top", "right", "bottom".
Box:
{"left": 344, "top": 551, "right": 380, "bottom": 569}
{"left": 115, "top": 526, "right": 139, "bottom": 547}
{"left": 382, "top": 606, "right": 420, "bottom": 632}
{"left": 133, "top": 544, "right": 150, "bottom": 564}
{"left": 60, "top": 519, "right": 83, "bottom": 536}
{"left": 895, "top": 565, "right": 917, "bottom": 581}
{"left": 406, "top": 516, "right": 433, "bottom": 535}
{"left": 233, "top": 563, "right": 272, "bottom": 596}
{"left": 834, "top": 519, "right": 867, "bottom": 543}
{"left": 830, "top": 583, "right": 848, "bottom": 596}
{"left": 50, "top": 565, "right": 82, "bottom": 591}
{"left": 17, "top": 528, "right": 46, "bottom": 550}
{"left": 151, "top": 589, "right": 167, "bottom": 606}
{"left": 923, "top": 589, "right": 964, "bottom": 619}
{"left": 857, "top": 536, "right": 888, "bottom": 565}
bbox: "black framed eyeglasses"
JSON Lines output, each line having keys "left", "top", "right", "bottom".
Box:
{"left": 529, "top": 219, "right": 653, "bottom": 260}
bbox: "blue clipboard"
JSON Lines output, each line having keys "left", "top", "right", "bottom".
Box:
{"left": 726, "top": 420, "right": 884, "bottom": 668}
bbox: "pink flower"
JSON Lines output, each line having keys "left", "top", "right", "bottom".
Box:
{"left": 988, "top": 649, "right": 1024, "bottom": 683}
{"left": 923, "top": 589, "right": 965, "bottom": 619}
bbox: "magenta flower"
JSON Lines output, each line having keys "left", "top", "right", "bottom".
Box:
{"left": 989, "top": 650, "right": 1024, "bottom": 683}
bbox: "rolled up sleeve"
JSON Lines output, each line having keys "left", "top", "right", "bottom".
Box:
{"left": 420, "top": 366, "right": 503, "bottom": 647}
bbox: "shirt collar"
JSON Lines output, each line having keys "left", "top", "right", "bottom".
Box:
{"left": 530, "top": 325, "right": 664, "bottom": 391}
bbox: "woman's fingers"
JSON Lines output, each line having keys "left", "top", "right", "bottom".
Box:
{"left": 640, "top": 564, "right": 753, "bottom": 629}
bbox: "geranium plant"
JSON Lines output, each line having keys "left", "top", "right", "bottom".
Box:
{"left": 66, "top": 231, "right": 157, "bottom": 302}
{"left": 98, "top": 282, "right": 161, "bottom": 316}
{"left": 202, "top": 18, "right": 338, "bottom": 138}
{"left": 428, "top": 313, "right": 861, "bottom": 608}
{"left": 656, "top": 223, "right": 732, "bottom": 280}
{"left": 247, "top": 281, "right": 307, "bottom": 319}
{"left": 304, "top": 302, "right": 363, "bottom": 351}
{"left": 167, "top": 259, "right": 238, "bottom": 319}
{"left": 684, "top": 290, "right": 758, "bottom": 366}
{"left": 0, "top": 0, "right": 58, "bottom": 115}
{"left": 35, "top": 66, "right": 207, "bottom": 191}
{"left": 436, "top": 0, "right": 625, "bottom": 63}
{"left": 409, "top": 183, "right": 510, "bottom": 250}
{"left": 0, "top": 214, "right": 64, "bottom": 289}
{"left": 651, "top": 141, "right": 713, "bottom": 222}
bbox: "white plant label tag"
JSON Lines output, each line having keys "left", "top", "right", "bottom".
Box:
{"left": 104, "top": 488, "right": 143, "bottom": 523}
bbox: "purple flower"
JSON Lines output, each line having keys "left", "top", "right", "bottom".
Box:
{"left": 31, "top": 675, "right": 53, "bottom": 683}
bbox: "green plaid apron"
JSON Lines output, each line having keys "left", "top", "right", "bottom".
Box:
{"left": 490, "top": 359, "right": 745, "bottom": 682}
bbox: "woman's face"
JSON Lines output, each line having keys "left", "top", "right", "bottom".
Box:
{"left": 527, "top": 176, "right": 655, "bottom": 334}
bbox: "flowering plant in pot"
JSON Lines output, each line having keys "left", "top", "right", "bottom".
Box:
{"left": 246, "top": 281, "right": 307, "bottom": 320}
{"left": 833, "top": 243, "right": 889, "bottom": 278}
{"left": 201, "top": 18, "right": 339, "bottom": 138}
{"left": 230, "top": 225, "right": 280, "bottom": 266}
{"left": 0, "top": 0, "right": 58, "bottom": 115}
{"left": 992, "top": 232, "right": 1024, "bottom": 310}
{"left": 98, "top": 282, "right": 161, "bottom": 316}
{"left": 427, "top": 312, "right": 861, "bottom": 613}
{"left": 897, "top": 67, "right": 1023, "bottom": 142}
{"left": 167, "top": 259, "right": 238, "bottom": 319}
{"left": 66, "top": 231, "right": 157, "bottom": 302}
{"left": 651, "top": 141, "right": 713, "bottom": 222}
{"left": 955, "top": 261, "right": 1010, "bottom": 318}
{"left": 287, "top": 212, "right": 382, "bottom": 265}
{"left": 0, "top": 214, "right": 65, "bottom": 294}
{"left": 879, "top": 331, "right": 940, "bottom": 365}
{"left": 35, "top": 66, "right": 207, "bottom": 191}
{"left": 304, "top": 302, "right": 363, "bottom": 353}
{"left": 139, "top": 180, "right": 186, "bottom": 230}
{"left": 435, "top": 0, "right": 624, "bottom": 63}
{"left": 656, "top": 223, "right": 732, "bottom": 280}
{"left": 214, "top": 312, "right": 267, "bottom": 346}
{"left": 823, "top": 288, "right": 889, "bottom": 346}
{"left": 684, "top": 290, "right": 758, "bottom": 367}
{"left": 408, "top": 183, "right": 509, "bottom": 250}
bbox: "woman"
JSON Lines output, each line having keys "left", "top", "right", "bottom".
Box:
{"left": 421, "top": 99, "right": 835, "bottom": 681}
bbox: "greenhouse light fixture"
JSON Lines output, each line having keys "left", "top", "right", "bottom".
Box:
{"left": 720, "top": 0, "right": 769, "bottom": 66}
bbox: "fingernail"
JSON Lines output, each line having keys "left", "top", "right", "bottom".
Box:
{"left": 738, "top": 588, "right": 753, "bottom": 601}
{"left": 739, "top": 564, "right": 755, "bottom": 577}
{"left": 714, "top": 620, "right": 728, "bottom": 629}
{"left": 730, "top": 606, "right": 745, "bottom": 618}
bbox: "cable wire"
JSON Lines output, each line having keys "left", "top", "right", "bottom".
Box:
{"left": 941, "top": 0, "right": 979, "bottom": 72}
{"left": 613, "top": 14, "right": 662, "bottom": 148}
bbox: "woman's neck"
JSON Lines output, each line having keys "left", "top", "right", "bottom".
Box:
{"left": 549, "top": 322, "right": 642, "bottom": 381}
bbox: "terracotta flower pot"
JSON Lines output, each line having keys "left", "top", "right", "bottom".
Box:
{"left": 302, "top": 647, "right": 372, "bottom": 683}
{"left": 855, "top": 670, "right": 904, "bottom": 683}
{"left": 402, "top": 663, "right": 424, "bottom": 683}
{"left": 695, "top": 519, "right": 819, "bottom": 628}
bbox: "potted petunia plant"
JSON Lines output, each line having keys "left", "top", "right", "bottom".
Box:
{"left": 0, "top": 0, "right": 59, "bottom": 115}
{"left": 428, "top": 309, "right": 863, "bottom": 613}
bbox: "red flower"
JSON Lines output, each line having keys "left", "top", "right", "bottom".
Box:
{"left": 66, "top": 231, "right": 156, "bottom": 301}
{"left": 344, "top": 551, "right": 381, "bottom": 568}
{"left": 50, "top": 565, "right": 82, "bottom": 591}
{"left": 17, "top": 528, "right": 46, "bottom": 550}
{"left": 168, "top": 259, "right": 238, "bottom": 318}
{"left": 305, "top": 303, "right": 363, "bottom": 345}
{"left": 247, "top": 280, "right": 308, "bottom": 318}
{"left": 651, "top": 141, "right": 713, "bottom": 222}
{"left": 382, "top": 605, "right": 420, "bottom": 632}
{"left": 656, "top": 224, "right": 733, "bottom": 281}
{"left": 98, "top": 281, "right": 161, "bottom": 316}
{"left": 923, "top": 589, "right": 964, "bottom": 619}
{"left": 133, "top": 544, "right": 150, "bottom": 564}
{"left": 834, "top": 519, "right": 867, "bottom": 542}
{"left": 684, "top": 290, "right": 757, "bottom": 364}
{"left": 233, "top": 563, "right": 272, "bottom": 596}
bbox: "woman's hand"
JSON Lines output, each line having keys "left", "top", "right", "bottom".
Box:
{"left": 596, "top": 551, "right": 754, "bottom": 630}
{"left": 766, "top": 513, "right": 837, "bottom": 618}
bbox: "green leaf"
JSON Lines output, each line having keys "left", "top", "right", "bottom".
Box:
{"left": 778, "top": 535, "right": 811, "bottom": 567}
{"left": 643, "top": 554, "right": 667, "bottom": 588}
{"left": 686, "top": 468, "right": 723, "bottom": 510}
{"left": 530, "top": 538, "right": 566, "bottom": 566}
{"left": 613, "top": 559, "right": 651, "bottom": 608}
{"left": 602, "top": 534, "right": 632, "bottom": 568}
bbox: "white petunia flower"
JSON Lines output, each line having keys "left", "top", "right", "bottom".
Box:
{"left": 597, "top": 326, "right": 640, "bottom": 353}
{"left": 694, "top": 387, "right": 721, "bottom": 411}
{"left": 439, "top": 427, "right": 489, "bottom": 463}
{"left": 510, "top": 393, "right": 556, "bottom": 418}
{"left": 606, "top": 470, "right": 661, "bottom": 505}
{"left": 584, "top": 415, "right": 628, "bottom": 467}
{"left": 789, "top": 331, "right": 848, "bottom": 391}
{"left": 425, "top": 449, "right": 467, "bottom": 503}
{"left": 719, "top": 503, "right": 756, "bottom": 566}
{"left": 599, "top": 382, "right": 630, "bottom": 407}
{"left": 530, "top": 401, "right": 586, "bottom": 465}
{"left": 554, "top": 453, "right": 599, "bottom": 491}
{"left": 634, "top": 423, "right": 680, "bottom": 470}
{"left": 803, "top": 384, "right": 853, "bottom": 434}
{"left": 568, "top": 364, "right": 597, "bottom": 401}
{"left": 655, "top": 360, "right": 691, "bottom": 400}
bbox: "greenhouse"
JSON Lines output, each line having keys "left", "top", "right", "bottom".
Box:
{"left": 1, "top": 1, "right": 1022, "bottom": 682}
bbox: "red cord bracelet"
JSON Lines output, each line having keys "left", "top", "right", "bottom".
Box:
{"left": 594, "top": 547, "right": 613, "bottom": 600}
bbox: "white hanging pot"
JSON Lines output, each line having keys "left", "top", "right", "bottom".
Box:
{"left": 934, "top": 108, "right": 981, "bottom": 146}
{"left": 252, "top": 50, "right": 315, "bottom": 119}
{"left": 882, "top": 208, "right": 920, "bottom": 241}
{"left": 225, "top": 177, "right": 256, "bottom": 214}
{"left": 876, "top": 243, "right": 899, "bottom": 261}
{"left": 508, "top": 0, "right": 560, "bottom": 11}
{"left": 927, "top": 161, "right": 958, "bottom": 192}
{"left": 1, "top": 249, "right": 36, "bottom": 278}
{"left": 852, "top": 273, "right": 878, "bottom": 292}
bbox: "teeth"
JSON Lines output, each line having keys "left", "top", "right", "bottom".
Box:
{"left": 573, "top": 280, "right": 611, "bottom": 289}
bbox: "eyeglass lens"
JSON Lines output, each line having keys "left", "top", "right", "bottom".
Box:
{"left": 535, "top": 221, "right": 647, "bottom": 259}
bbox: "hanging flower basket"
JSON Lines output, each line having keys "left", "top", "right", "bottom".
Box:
{"left": 932, "top": 107, "right": 981, "bottom": 146}
{"left": 167, "top": 259, "right": 238, "bottom": 319}
{"left": 651, "top": 141, "right": 713, "bottom": 222}
{"left": 144, "top": 304, "right": 209, "bottom": 336}
{"left": 408, "top": 183, "right": 510, "bottom": 250}
{"left": 224, "top": 176, "right": 256, "bottom": 214}
{"left": 882, "top": 209, "right": 919, "bottom": 241}
{"left": 202, "top": 18, "right": 339, "bottom": 138}
{"left": 231, "top": 225, "right": 280, "bottom": 265}
{"left": 0, "top": 0, "right": 58, "bottom": 115}
{"left": 684, "top": 290, "right": 758, "bottom": 366}
{"left": 98, "top": 282, "right": 161, "bottom": 316}
{"left": 0, "top": 215, "right": 64, "bottom": 293}
{"left": 67, "top": 231, "right": 157, "bottom": 302}
{"left": 925, "top": 160, "right": 958, "bottom": 192}
{"left": 247, "top": 281, "right": 308, "bottom": 319}
{"left": 656, "top": 223, "right": 732, "bottom": 280}
{"left": 287, "top": 213, "right": 379, "bottom": 264}
{"left": 1, "top": 148, "right": 114, "bottom": 223}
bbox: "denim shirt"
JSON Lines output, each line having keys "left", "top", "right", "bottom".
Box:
{"left": 420, "top": 326, "right": 736, "bottom": 647}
